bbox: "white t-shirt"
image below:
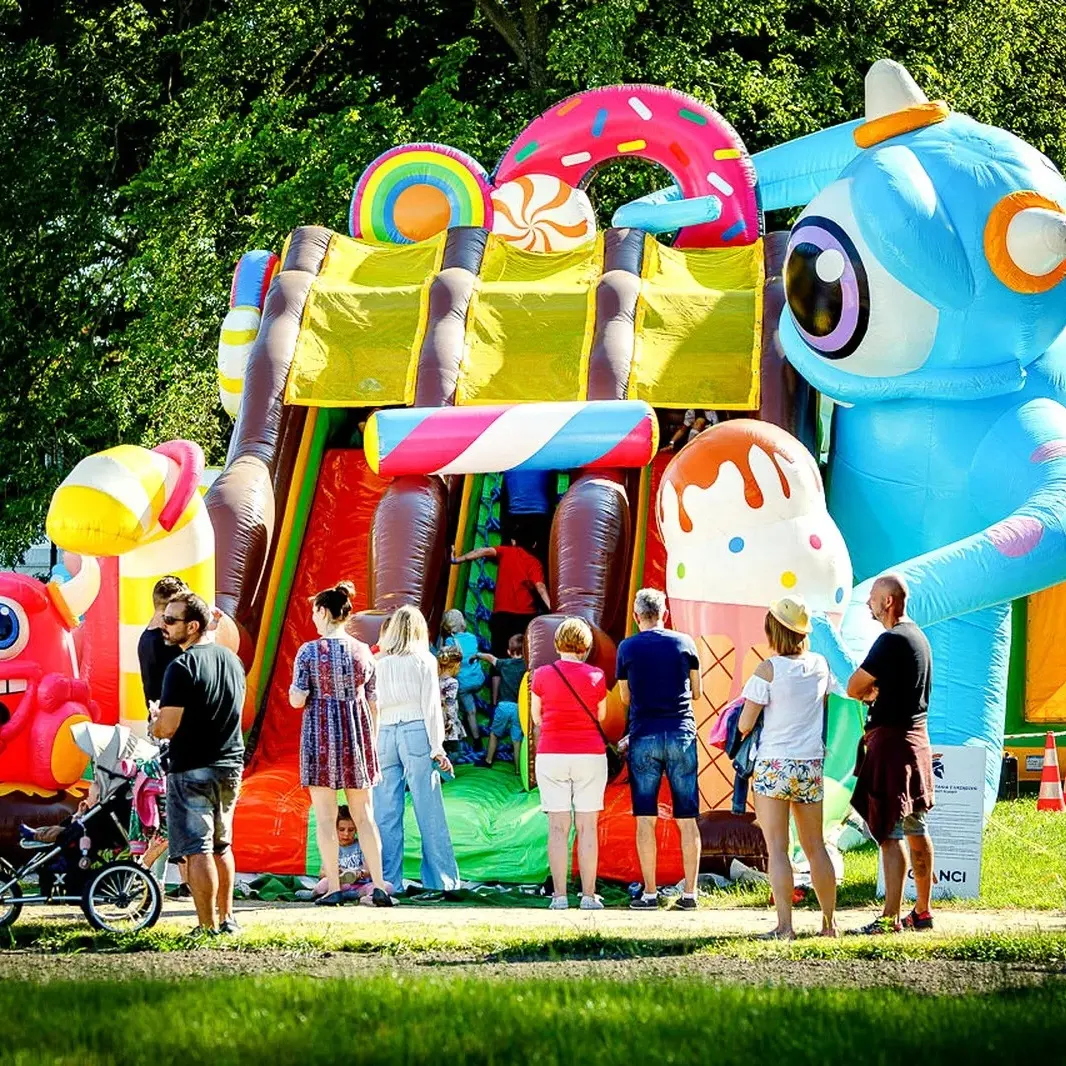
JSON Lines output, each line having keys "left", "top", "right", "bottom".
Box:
{"left": 374, "top": 650, "right": 446, "bottom": 757}
{"left": 741, "top": 653, "right": 829, "bottom": 761}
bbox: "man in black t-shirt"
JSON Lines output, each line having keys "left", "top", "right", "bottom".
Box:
{"left": 154, "top": 591, "right": 245, "bottom": 937}
{"left": 137, "top": 575, "right": 187, "bottom": 708}
{"left": 846, "top": 573, "right": 936, "bottom": 934}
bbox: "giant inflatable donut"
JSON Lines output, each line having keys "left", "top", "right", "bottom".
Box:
{"left": 495, "top": 85, "right": 760, "bottom": 249}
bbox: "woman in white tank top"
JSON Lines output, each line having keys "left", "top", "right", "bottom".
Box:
{"left": 739, "top": 597, "right": 837, "bottom": 939}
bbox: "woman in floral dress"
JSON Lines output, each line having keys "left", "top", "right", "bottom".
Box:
{"left": 289, "top": 581, "right": 392, "bottom": 907}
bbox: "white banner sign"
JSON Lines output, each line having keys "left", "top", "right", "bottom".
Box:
{"left": 877, "top": 744, "right": 986, "bottom": 901}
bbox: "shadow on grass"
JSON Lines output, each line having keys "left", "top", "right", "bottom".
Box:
{"left": 7, "top": 918, "right": 1066, "bottom": 969}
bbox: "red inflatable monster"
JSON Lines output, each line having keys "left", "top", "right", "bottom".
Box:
{"left": 0, "top": 559, "right": 101, "bottom": 793}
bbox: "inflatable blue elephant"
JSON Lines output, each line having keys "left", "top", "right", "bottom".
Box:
{"left": 751, "top": 60, "right": 1066, "bottom": 810}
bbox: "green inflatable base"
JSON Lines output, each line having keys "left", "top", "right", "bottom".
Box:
{"left": 306, "top": 763, "right": 548, "bottom": 885}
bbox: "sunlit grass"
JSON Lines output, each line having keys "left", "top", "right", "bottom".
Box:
{"left": 1, "top": 973, "right": 1065, "bottom": 1066}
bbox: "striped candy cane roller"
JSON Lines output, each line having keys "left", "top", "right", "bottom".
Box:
{"left": 218, "top": 249, "right": 279, "bottom": 418}
{"left": 364, "top": 401, "right": 658, "bottom": 477}
{"left": 46, "top": 440, "right": 216, "bottom": 733}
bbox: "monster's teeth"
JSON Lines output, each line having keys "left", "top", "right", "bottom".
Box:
{"left": 0, "top": 680, "right": 27, "bottom": 695}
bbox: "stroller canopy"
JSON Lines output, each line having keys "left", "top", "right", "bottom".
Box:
{"left": 70, "top": 723, "right": 160, "bottom": 799}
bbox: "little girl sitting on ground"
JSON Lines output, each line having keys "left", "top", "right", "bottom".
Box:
{"left": 312, "top": 807, "right": 379, "bottom": 901}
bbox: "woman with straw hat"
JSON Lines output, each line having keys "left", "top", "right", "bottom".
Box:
{"left": 738, "top": 596, "right": 837, "bottom": 939}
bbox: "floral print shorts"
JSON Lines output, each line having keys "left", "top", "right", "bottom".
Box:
{"left": 752, "top": 758, "right": 824, "bottom": 804}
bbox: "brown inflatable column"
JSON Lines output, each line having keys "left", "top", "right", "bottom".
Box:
{"left": 346, "top": 475, "right": 450, "bottom": 648}
{"left": 548, "top": 474, "right": 631, "bottom": 638}
{"left": 206, "top": 226, "right": 333, "bottom": 661}
{"left": 586, "top": 228, "right": 646, "bottom": 402}
{"left": 413, "top": 227, "right": 488, "bottom": 407}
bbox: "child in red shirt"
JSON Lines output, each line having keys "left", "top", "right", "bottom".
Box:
{"left": 451, "top": 536, "right": 551, "bottom": 654}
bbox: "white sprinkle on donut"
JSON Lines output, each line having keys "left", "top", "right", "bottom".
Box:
{"left": 706, "top": 171, "right": 735, "bottom": 197}
{"left": 628, "top": 97, "right": 653, "bottom": 120}
{"left": 561, "top": 151, "right": 592, "bottom": 167}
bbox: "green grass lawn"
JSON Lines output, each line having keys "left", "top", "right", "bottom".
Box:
{"left": 4, "top": 798, "right": 1063, "bottom": 1065}
{"left": 837, "top": 796, "right": 1066, "bottom": 910}
{"left": 695, "top": 796, "right": 1066, "bottom": 911}
{"left": 2, "top": 975, "right": 1065, "bottom": 1066}
{"left": 3, "top": 798, "right": 1062, "bottom": 959}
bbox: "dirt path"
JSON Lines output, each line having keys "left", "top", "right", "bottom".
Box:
{"left": 6, "top": 900, "right": 1065, "bottom": 992}
{"left": 0, "top": 947, "right": 1063, "bottom": 993}
{"left": 117, "top": 899, "right": 1062, "bottom": 937}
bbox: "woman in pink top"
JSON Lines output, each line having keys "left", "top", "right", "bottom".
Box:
{"left": 530, "top": 617, "right": 607, "bottom": 911}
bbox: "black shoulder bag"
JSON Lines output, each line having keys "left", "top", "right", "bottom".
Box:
{"left": 550, "top": 663, "right": 624, "bottom": 780}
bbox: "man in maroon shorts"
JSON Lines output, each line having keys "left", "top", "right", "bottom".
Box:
{"left": 846, "top": 573, "right": 936, "bottom": 934}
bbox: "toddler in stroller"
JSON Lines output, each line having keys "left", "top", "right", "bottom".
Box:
{"left": 0, "top": 723, "right": 166, "bottom": 933}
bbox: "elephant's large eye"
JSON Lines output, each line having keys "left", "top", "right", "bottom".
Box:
{"left": 785, "top": 215, "right": 870, "bottom": 360}
{"left": 0, "top": 599, "right": 29, "bottom": 660}
{"left": 781, "top": 179, "right": 939, "bottom": 382}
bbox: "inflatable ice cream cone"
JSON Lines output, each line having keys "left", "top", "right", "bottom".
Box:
{"left": 658, "top": 420, "right": 852, "bottom": 811}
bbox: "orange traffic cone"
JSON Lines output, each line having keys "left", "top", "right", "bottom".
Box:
{"left": 1036, "top": 733, "right": 1066, "bottom": 812}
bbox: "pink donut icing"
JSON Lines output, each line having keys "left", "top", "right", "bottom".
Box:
{"left": 495, "top": 84, "right": 760, "bottom": 249}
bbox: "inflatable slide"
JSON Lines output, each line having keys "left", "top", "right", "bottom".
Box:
{"left": 205, "top": 83, "right": 853, "bottom": 884}
{"left": 7, "top": 62, "right": 1063, "bottom": 881}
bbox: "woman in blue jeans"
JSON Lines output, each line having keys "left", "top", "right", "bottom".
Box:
{"left": 373, "top": 605, "right": 460, "bottom": 892}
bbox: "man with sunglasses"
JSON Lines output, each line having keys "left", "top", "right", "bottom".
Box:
{"left": 153, "top": 591, "right": 245, "bottom": 938}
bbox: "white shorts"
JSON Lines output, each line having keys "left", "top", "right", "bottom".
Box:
{"left": 536, "top": 753, "right": 608, "bottom": 813}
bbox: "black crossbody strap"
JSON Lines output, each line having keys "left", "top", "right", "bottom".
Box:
{"left": 551, "top": 662, "right": 609, "bottom": 744}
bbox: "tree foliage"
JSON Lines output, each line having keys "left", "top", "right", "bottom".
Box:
{"left": 1, "top": 0, "right": 1064, "bottom": 563}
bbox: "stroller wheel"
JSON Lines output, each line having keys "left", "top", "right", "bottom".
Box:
{"left": 0, "top": 858, "right": 22, "bottom": 929}
{"left": 81, "top": 860, "right": 162, "bottom": 933}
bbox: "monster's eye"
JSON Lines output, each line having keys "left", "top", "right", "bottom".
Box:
{"left": 0, "top": 599, "right": 29, "bottom": 660}
{"left": 785, "top": 215, "right": 870, "bottom": 360}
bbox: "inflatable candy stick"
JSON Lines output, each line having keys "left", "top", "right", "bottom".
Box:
{"left": 218, "top": 249, "right": 279, "bottom": 418}
{"left": 46, "top": 440, "right": 217, "bottom": 734}
{"left": 365, "top": 401, "right": 658, "bottom": 477}
{"left": 658, "top": 420, "right": 851, "bottom": 811}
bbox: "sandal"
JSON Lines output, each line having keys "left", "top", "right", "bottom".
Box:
{"left": 754, "top": 929, "right": 795, "bottom": 941}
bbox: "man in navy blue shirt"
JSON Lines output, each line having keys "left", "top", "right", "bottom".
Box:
{"left": 617, "top": 587, "right": 702, "bottom": 911}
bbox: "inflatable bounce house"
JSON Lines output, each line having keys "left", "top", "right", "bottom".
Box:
{"left": 2, "top": 60, "right": 1065, "bottom": 886}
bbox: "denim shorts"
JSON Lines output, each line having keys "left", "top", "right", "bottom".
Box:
{"left": 628, "top": 730, "right": 699, "bottom": 819}
{"left": 490, "top": 701, "right": 523, "bottom": 743}
{"left": 886, "top": 810, "right": 930, "bottom": 839}
{"left": 166, "top": 764, "right": 242, "bottom": 860}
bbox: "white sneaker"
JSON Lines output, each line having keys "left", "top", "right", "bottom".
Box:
{"left": 580, "top": 894, "right": 604, "bottom": 910}
{"left": 548, "top": 894, "right": 569, "bottom": 910}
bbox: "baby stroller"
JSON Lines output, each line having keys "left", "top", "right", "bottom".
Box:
{"left": 0, "top": 723, "right": 164, "bottom": 933}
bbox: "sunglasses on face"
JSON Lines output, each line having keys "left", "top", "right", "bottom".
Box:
{"left": 162, "top": 614, "right": 186, "bottom": 626}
